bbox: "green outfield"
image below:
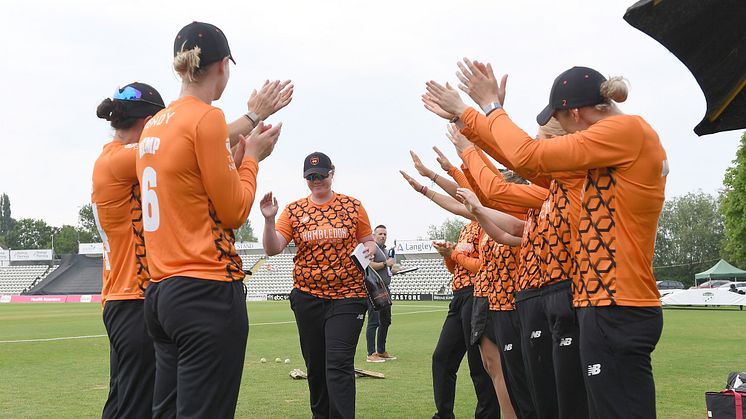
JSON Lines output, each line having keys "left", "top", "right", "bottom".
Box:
{"left": 0, "top": 301, "right": 743, "bottom": 418}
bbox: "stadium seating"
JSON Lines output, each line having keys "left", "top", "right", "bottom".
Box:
{"left": 242, "top": 253, "right": 294, "bottom": 295}
{"left": 0, "top": 265, "right": 57, "bottom": 295}
{"left": 391, "top": 258, "right": 452, "bottom": 294}
{"left": 239, "top": 253, "right": 453, "bottom": 296}
{"left": 0, "top": 252, "right": 454, "bottom": 297}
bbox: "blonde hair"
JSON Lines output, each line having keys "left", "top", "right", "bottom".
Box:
{"left": 595, "top": 76, "right": 629, "bottom": 112}
{"left": 173, "top": 46, "right": 204, "bottom": 83}
{"left": 539, "top": 117, "right": 567, "bottom": 138}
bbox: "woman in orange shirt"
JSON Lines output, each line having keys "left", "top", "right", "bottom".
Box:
{"left": 261, "top": 152, "right": 377, "bottom": 419}
{"left": 402, "top": 156, "right": 516, "bottom": 419}
{"left": 93, "top": 82, "right": 164, "bottom": 419}
{"left": 427, "top": 61, "right": 667, "bottom": 419}
{"left": 136, "top": 22, "right": 283, "bottom": 418}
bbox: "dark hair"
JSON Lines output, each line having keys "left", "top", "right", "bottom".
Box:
{"left": 374, "top": 225, "right": 387, "bottom": 231}
{"left": 96, "top": 98, "right": 141, "bottom": 130}
{"left": 96, "top": 82, "right": 164, "bottom": 130}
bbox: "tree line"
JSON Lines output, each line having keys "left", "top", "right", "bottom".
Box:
{"left": 0, "top": 199, "right": 257, "bottom": 256}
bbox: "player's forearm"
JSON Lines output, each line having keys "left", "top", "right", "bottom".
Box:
{"left": 262, "top": 219, "right": 286, "bottom": 256}
{"left": 227, "top": 116, "right": 255, "bottom": 147}
{"left": 472, "top": 205, "right": 524, "bottom": 238}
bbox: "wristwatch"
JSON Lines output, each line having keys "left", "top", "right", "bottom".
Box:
{"left": 482, "top": 102, "right": 502, "bottom": 116}
{"left": 244, "top": 111, "right": 260, "bottom": 126}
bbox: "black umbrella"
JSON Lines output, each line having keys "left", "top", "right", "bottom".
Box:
{"left": 624, "top": 0, "right": 746, "bottom": 136}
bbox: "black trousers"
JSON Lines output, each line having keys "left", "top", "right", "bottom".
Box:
{"left": 366, "top": 303, "right": 392, "bottom": 355}
{"left": 542, "top": 281, "right": 588, "bottom": 419}
{"left": 432, "top": 286, "right": 500, "bottom": 419}
{"left": 578, "top": 306, "right": 663, "bottom": 419}
{"left": 515, "top": 289, "right": 558, "bottom": 419}
{"left": 289, "top": 288, "right": 367, "bottom": 419}
{"left": 143, "top": 277, "right": 248, "bottom": 419}
{"left": 491, "top": 310, "right": 536, "bottom": 419}
{"left": 102, "top": 299, "right": 155, "bottom": 419}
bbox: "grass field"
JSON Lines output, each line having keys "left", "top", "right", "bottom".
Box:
{"left": 0, "top": 302, "right": 743, "bottom": 418}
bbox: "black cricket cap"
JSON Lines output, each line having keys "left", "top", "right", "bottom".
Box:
{"left": 173, "top": 21, "right": 235, "bottom": 67}
{"left": 536, "top": 66, "right": 607, "bottom": 126}
{"left": 112, "top": 82, "right": 165, "bottom": 118}
{"left": 303, "top": 152, "right": 333, "bottom": 178}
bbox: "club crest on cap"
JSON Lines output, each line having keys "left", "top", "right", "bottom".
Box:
{"left": 310, "top": 157, "right": 319, "bottom": 165}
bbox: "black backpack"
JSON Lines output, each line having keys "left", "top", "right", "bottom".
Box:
{"left": 705, "top": 372, "right": 746, "bottom": 419}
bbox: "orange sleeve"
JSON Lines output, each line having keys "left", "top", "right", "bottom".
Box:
{"left": 460, "top": 146, "right": 547, "bottom": 209}
{"left": 275, "top": 206, "right": 293, "bottom": 243}
{"left": 444, "top": 255, "right": 456, "bottom": 274}
{"left": 462, "top": 165, "right": 528, "bottom": 216}
{"left": 194, "top": 108, "right": 258, "bottom": 229}
{"left": 461, "top": 109, "right": 553, "bottom": 188}
{"left": 356, "top": 203, "right": 373, "bottom": 241}
{"left": 451, "top": 251, "right": 481, "bottom": 274}
{"left": 460, "top": 108, "right": 511, "bottom": 169}
{"left": 109, "top": 144, "right": 139, "bottom": 182}
{"left": 461, "top": 166, "right": 493, "bottom": 205}
{"left": 483, "top": 110, "right": 644, "bottom": 177}
{"left": 447, "top": 166, "right": 471, "bottom": 189}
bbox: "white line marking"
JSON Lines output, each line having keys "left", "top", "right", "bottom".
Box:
{"left": 0, "top": 334, "right": 107, "bottom": 343}
{"left": 0, "top": 309, "right": 448, "bottom": 343}
{"left": 393, "top": 309, "right": 447, "bottom": 316}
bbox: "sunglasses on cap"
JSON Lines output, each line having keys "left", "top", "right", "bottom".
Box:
{"left": 113, "top": 86, "right": 164, "bottom": 107}
{"left": 305, "top": 173, "right": 329, "bottom": 181}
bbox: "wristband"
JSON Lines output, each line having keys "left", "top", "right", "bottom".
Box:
{"left": 449, "top": 115, "right": 460, "bottom": 124}
{"left": 482, "top": 102, "right": 502, "bottom": 117}
{"left": 421, "top": 186, "right": 429, "bottom": 195}
{"left": 244, "top": 111, "right": 260, "bottom": 126}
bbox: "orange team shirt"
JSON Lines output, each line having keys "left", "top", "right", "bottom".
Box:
{"left": 465, "top": 107, "right": 667, "bottom": 307}
{"left": 443, "top": 221, "right": 482, "bottom": 292}
{"left": 275, "top": 193, "right": 372, "bottom": 299}
{"left": 136, "top": 96, "right": 258, "bottom": 282}
{"left": 516, "top": 209, "right": 547, "bottom": 292}
{"left": 489, "top": 244, "right": 521, "bottom": 311}
{"left": 538, "top": 176, "right": 584, "bottom": 289}
{"left": 460, "top": 124, "right": 587, "bottom": 290}
{"left": 475, "top": 233, "right": 499, "bottom": 298}
{"left": 92, "top": 141, "right": 150, "bottom": 305}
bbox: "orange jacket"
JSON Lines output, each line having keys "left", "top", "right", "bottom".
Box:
{"left": 92, "top": 141, "right": 149, "bottom": 305}
{"left": 136, "top": 96, "right": 258, "bottom": 283}
{"left": 465, "top": 108, "right": 667, "bottom": 307}
{"left": 459, "top": 146, "right": 548, "bottom": 210}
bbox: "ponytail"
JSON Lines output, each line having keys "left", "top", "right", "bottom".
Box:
{"left": 173, "top": 45, "right": 205, "bottom": 83}
{"left": 595, "top": 76, "right": 629, "bottom": 112}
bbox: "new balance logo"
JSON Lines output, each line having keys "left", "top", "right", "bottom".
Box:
{"left": 559, "top": 337, "right": 573, "bottom": 347}
{"left": 357, "top": 314, "right": 365, "bottom": 320}
{"left": 504, "top": 344, "right": 513, "bottom": 351}
{"left": 587, "top": 364, "right": 601, "bottom": 376}
{"left": 530, "top": 330, "right": 542, "bottom": 339}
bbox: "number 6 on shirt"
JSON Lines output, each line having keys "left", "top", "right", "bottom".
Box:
{"left": 141, "top": 167, "right": 160, "bottom": 232}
